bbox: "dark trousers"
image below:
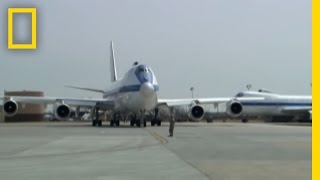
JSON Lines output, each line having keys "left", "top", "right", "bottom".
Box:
{"left": 169, "top": 118, "right": 175, "bottom": 136}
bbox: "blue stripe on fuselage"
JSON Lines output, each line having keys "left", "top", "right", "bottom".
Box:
{"left": 241, "top": 102, "right": 311, "bottom": 106}
{"left": 119, "top": 85, "right": 141, "bottom": 92}
{"left": 103, "top": 84, "right": 159, "bottom": 98}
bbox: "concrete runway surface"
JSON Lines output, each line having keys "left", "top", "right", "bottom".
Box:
{"left": 0, "top": 122, "right": 311, "bottom": 180}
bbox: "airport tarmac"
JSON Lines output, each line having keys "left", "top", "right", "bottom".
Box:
{"left": 0, "top": 122, "right": 311, "bottom": 180}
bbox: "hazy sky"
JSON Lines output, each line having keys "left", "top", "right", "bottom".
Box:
{"left": 0, "top": 0, "right": 311, "bottom": 99}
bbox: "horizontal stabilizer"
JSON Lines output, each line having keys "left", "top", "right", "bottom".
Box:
{"left": 65, "top": 85, "right": 104, "bottom": 93}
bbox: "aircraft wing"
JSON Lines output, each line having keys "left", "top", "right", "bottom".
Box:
{"left": 157, "top": 97, "right": 265, "bottom": 107}
{"left": 2, "top": 96, "right": 114, "bottom": 109}
{"left": 281, "top": 107, "right": 312, "bottom": 115}
{"left": 65, "top": 85, "right": 104, "bottom": 93}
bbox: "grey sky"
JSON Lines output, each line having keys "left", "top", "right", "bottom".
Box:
{"left": 0, "top": 0, "right": 311, "bottom": 98}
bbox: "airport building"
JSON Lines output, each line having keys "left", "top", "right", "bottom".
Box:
{"left": 4, "top": 91, "right": 46, "bottom": 122}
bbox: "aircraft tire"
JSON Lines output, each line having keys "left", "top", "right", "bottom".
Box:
{"left": 98, "top": 120, "right": 102, "bottom": 127}
{"left": 130, "top": 120, "right": 135, "bottom": 126}
{"left": 136, "top": 120, "right": 141, "bottom": 127}
{"left": 241, "top": 119, "right": 248, "bottom": 123}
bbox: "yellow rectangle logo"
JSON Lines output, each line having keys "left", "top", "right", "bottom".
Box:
{"left": 8, "top": 8, "right": 37, "bottom": 50}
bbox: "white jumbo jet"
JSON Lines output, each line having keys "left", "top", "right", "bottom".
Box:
{"left": 1, "top": 41, "right": 266, "bottom": 127}
{"left": 234, "top": 89, "right": 312, "bottom": 122}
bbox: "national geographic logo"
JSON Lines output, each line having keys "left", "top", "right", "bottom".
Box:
{"left": 7, "top": 8, "right": 37, "bottom": 50}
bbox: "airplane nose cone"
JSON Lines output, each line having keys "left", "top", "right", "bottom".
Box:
{"left": 140, "top": 82, "right": 154, "bottom": 97}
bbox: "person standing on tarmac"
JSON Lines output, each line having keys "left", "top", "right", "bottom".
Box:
{"left": 168, "top": 108, "right": 176, "bottom": 137}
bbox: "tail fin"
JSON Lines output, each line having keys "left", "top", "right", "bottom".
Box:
{"left": 110, "top": 41, "right": 118, "bottom": 82}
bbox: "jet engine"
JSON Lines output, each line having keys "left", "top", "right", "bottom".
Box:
{"left": 188, "top": 104, "right": 205, "bottom": 121}
{"left": 54, "top": 103, "right": 71, "bottom": 120}
{"left": 226, "top": 100, "right": 243, "bottom": 118}
{"left": 3, "top": 100, "right": 18, "bottom": 117}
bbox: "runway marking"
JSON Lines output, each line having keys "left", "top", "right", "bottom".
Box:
{"left": 146, "top": 129, "right": 168, "bottom": 144}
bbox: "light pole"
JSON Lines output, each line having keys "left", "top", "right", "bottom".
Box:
{"left": 246, "top": 84, "right": 252, "bottom": 91}
{"left": 190, "top": 87, "right": 194, "bottom": 98}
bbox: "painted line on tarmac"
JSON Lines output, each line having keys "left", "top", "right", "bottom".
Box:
{"left": 145, "top": 129, "right": 168, "bottom": 144}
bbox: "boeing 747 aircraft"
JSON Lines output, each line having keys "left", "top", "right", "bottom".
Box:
{"left": 1, "top": 41, "right": 266, "bottom": 127}
{"left": 234, "top": 90, "right": 312, "bottom": 122}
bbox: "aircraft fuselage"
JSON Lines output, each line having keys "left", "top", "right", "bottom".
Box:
{"left": 103, "top": 64, "right": 159, "bottom": 113}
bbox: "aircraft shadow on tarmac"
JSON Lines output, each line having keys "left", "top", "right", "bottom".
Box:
{"left": 45, "top": 122, "right": 165, "bottom": 128}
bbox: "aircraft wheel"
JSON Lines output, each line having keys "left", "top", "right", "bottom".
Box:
{"left": 241, "top": 119, "right": 248, "bottom": 123}
{"left": 130, "top": 120, "right": 135, "bottom": 126}
{"left": 116, "top": 120, "right": 120, "bottom": 127}
{"left": 157, "top": 121, "right": 161, "bottom": 126}
{"left": 136, "top": 120, "right": 141, "bottom": 127}
{"left": 98, "top": 120, "right": 102, "bottom": 127}
{"left": 144, "top": 120, "right": 147, "bottom": 127}
{"left": 151, "top": 121, "right": 155, "bottom": 126}
{"left": 92, "top": 120, "right": 97, "bottom": 126}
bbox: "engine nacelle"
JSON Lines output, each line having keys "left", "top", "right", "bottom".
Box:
{"left": 54, "top": 104, "right": 71, "bottom": 120}
{"left": 3, "top": 100, "right": 18, "bottom": 117}
{"left": 188, "top": 105, "right": 205, "bottom": 121}
{"left": 226, "top": 100, "right": 243, "bottom": 118}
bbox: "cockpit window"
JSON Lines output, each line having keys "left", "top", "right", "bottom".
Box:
{"left": 138, "top": 68, "right": 148, "bottom": 73}
{"left": 135, "top": 65, "right": 153, "bottom": 83}
{"left": 235, "top": 92, "right": 244, "bottom": 97}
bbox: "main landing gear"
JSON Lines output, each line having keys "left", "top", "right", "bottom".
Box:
{"left": 151, "top": 108, "right": 161, "bottom": 126}
{"left": 92, "top": 108, "right": 102, "bottom": 127}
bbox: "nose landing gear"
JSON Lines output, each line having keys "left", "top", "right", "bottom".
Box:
{"left": 129, "top": 111, "right": 147, "bottom": 127}
{"left": 151, "top": 108, "right": 161, "bottom": 126}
